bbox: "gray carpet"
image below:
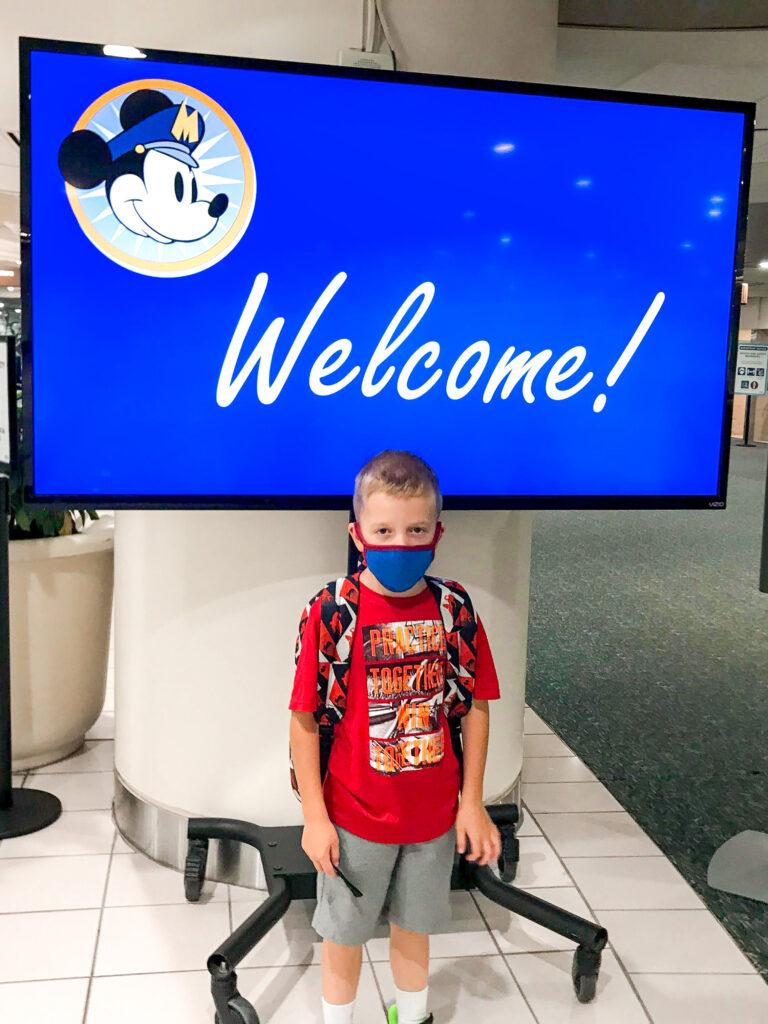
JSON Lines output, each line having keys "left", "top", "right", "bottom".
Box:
{"left": 526, "top": 440, "right": 768, "bottom": 980}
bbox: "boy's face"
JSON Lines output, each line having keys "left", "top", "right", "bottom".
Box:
{"left": 349, "top": 488, "right": 440, "bottom": 554}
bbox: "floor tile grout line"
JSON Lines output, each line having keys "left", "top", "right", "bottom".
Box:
{"left": 541, "top": 854, "right": 666, "bottom": 859}
{"left": 532, "top": 810, "right": 648, "bottom": 815}
{"left": 468, "top": 887, "right": 545, "bottom": 1024}
{"left": 521, "top": 809, "right": 626, "bottom": 814}
{"left": 365, "top": 945, "right": 388, "bottom": 1017}
{"left": 523, "top": 780, "right": 609, "bottom": 785}
{"left": 80, "top": 825, "right": 117, "bottom": 1024}
{"left": 0, "top": 852, "right": 120, "bottom": 860}
{"left": 0, "top": 898, "right": 252, "bottom": 915}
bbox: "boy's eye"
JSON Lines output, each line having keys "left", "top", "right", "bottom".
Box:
{"left": 374, "top": 527, "right": 425, "bottom": 535}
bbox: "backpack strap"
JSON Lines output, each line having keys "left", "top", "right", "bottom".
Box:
{"left": 425, "top": 575, "right": 478, "bottom": 719}
{"left": 317, "top": 573, "right": 361, "bottom": 725}
{"left": 294, "top": 572, "right": 361, "bottom": 726}
{"left": 291, "top": 572, "right": 361, "bottom": 799}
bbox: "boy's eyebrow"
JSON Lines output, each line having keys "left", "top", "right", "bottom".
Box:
{"left": 369, "top": 521, "right": 432, "bottom": 529}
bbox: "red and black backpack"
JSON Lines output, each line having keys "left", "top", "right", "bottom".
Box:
{"left": 290, "top": 570, "right": 478, "bottom": 799}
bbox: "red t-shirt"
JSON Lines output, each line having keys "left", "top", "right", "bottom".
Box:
{"left": 289, "top": 578, "right": 501, "bottom": 844}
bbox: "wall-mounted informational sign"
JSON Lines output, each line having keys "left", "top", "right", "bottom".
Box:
{"left": 735, "top": 342, "right": 768, "bottom": 397}
{"left": 20, "top": 39, "right": 753, "bottom": 509}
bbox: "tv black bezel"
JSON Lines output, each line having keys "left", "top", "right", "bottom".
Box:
{"left": 18, "top": 35, "right": 755, "bottom": 511}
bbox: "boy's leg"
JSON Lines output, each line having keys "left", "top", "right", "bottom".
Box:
{"left": 389, "top": 920, "right": 428, "bottom": 991}
{"left": 312, "top": 825, "right": 401, "bottom": 1017}
{"left": 385, "top": 824, "right": 457, "bottom": 1023}
{"left": 322, "top": 937, "right": 363, "bottom": 1004}
{"left": 389, "top": 922, "right": 431, "bottom": 1023}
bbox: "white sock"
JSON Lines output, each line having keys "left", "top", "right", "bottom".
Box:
{"left": 321, "top": 995, "right": 355, "bottom": 1024}
{"left": 395, "top": 984, "right": 429, "bottom": 1024}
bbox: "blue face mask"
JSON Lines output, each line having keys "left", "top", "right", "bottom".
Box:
{"left": 354, "top": 522, "right": 443, "bottom": 593}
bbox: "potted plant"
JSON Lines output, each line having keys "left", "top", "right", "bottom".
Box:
{"left": 6, "top": 334, "right": 115, "bottom": 770}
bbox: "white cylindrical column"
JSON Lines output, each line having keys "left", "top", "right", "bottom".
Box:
{"left": 113, "top": 508, "right": 532, "bottom": 879}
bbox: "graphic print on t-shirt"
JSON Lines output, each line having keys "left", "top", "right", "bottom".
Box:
{"left": 363, "top": 619, "right": 447, "bottom": 776}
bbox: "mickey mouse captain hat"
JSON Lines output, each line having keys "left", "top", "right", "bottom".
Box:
{"left": 107, "top": 101, "right": 205, "bottom": 168}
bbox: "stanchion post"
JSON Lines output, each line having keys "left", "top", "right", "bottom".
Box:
{"left": 760, "top": 443, "right": 768, "bottom": 594}
{"left": 0, "top": 472, "right": 11, "bottom": 808}
{"left": 741, "top": 395, "right": 756, "bottom": 447}
{"left": 0, "top": 336, "right": 62, "bottom": 837}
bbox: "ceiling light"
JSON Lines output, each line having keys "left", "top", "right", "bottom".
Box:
{"left": 0, "top": 270, "right": 13, "bottom": 277}
{"left": 103, "top": 44, "right": 146, "bottom": 59}
{"left": 493, "top": 142, "right": 515, "bottom": 154}
{"left": 759, "top": 260, "right": 768, "bottom": 269}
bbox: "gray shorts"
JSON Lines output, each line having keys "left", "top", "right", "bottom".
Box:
{"left": 312, "top": 823, "right": 457, "bottom": 946}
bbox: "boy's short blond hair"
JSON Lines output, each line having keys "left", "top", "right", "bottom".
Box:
{"left": 353, "top": 450, "right": 443, "bottom": 520}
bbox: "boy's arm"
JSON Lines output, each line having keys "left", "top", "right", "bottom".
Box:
{"left": 459, "top": 698, "right": 490, "bottom": 803}
{"left": 289, "top": 711, "right": 329, "bottom": 822}
{"left": 456, "top": 699, "right": 502, "bottom": 865}
{"left": 289, "top": 711, "right": 340, "bottom": 876}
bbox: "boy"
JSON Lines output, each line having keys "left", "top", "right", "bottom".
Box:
{"left": 289, "top": 450, "right": 502, "bottom": 1024}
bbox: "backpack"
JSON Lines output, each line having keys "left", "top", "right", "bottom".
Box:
{"left": 290, "top": 570, "right": 477, "bottom": 800}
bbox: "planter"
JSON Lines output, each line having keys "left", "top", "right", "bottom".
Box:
{"left": 9, "top": 513, "right": 114, "bottom": 770}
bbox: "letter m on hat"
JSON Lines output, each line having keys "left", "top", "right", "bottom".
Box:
{"left": 171, "top": 102, "right": 201, "bottom": 144}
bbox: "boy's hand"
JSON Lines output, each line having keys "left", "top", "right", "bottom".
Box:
{"left": 455, "top": 798, "right": 502, "bottom": 866}
{"left": 301, "top": 815, "right": 340, "bottom": 877}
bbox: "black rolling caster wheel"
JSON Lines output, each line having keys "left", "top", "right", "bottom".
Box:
{"left": 497, "top": 831, "right": 519, "bottom": 883}
{"left": 214, "top": 995, "right": 260, "bottom": 1024}
{"left": 571, "top": 945, "right": 601, "bottom": 1003}
{"left": 184, "top": 838, "right": 209, "bottom": 902}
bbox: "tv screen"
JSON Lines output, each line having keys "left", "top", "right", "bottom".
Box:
{"left": 20, "top": 38, "right": 753, "bottom": 509}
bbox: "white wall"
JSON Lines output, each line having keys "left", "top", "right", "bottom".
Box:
{"left": 380, "top": 0, "right": 558, "bottom": 80}
{"left": 2, "top": 0, "right": 560, "bottom": 134}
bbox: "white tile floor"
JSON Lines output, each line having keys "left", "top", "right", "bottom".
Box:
{"left": 2, "top": 683, "right": 768, "bottom": 1023}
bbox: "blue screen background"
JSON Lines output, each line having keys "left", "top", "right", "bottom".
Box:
{"left": 29, "top": 50, "right": 746, "bottom": 500}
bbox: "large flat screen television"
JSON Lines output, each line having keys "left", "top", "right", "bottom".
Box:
{"left": 20, "top": 37, "right": 753, "bottom": 509}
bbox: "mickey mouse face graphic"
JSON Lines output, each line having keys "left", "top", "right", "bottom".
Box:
{"left": 57, "top": 82, "right": 255, "bottom": 276}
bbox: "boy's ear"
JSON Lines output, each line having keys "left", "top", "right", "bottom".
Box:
{"left": 348, "top": 521, "right": 364, "bottom": 553}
